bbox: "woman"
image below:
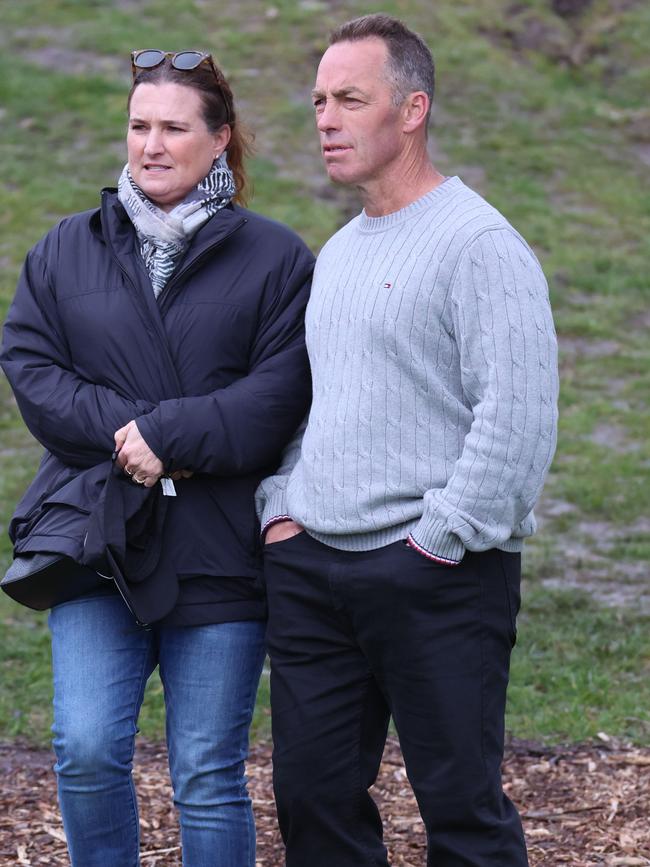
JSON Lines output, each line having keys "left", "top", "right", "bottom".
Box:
{"left": 0, "top": 50, "right": 313, "bottom": 866}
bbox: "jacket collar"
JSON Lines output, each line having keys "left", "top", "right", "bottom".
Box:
{"left": 91, "top": 187, "right": 247, "bottom": 263}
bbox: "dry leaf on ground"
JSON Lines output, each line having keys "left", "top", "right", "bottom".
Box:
{"left": 1, "top": 737, "right": 649, "bottom": 866}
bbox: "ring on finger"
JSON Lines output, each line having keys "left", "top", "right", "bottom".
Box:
{"left": 134, "top": 476, "right": 146, "bottom": 485}
{"left": 125, "top": 467, "right": 134, "bottom": 476}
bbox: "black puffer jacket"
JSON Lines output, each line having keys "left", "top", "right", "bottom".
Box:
{"left": 0, "top": 189, "right": 313, "bottom": 623}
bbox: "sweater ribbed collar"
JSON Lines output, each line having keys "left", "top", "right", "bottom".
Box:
{"left": 357, "top": 176, "right": 463, "bottom": 233}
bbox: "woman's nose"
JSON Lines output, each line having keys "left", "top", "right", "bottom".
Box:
{"left": 143, "top": 129, "right": 164, "bottom": 155}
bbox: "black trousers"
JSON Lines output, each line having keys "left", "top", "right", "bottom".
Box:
{"left": 264, "top": 534, "right": 529, "bottom": 867}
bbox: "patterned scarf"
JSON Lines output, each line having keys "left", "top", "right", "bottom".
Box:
{"left": 117, "top": 154, "right": 236, "bottom": 298}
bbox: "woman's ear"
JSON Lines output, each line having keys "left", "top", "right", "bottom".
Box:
{"left": 213, "top": 124, "right": 232, "bottom": 158}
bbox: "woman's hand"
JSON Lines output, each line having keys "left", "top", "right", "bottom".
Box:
{"left": 114, "top": 420, "right": 164, "bottom": 488}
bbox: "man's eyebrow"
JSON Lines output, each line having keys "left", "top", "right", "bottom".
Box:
{"left": 311, "top": 86, "right": 367, "bottom": 100}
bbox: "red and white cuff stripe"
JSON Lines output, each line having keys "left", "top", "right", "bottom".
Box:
{"left": 406, "top": 535, "right": 461, "bottom": 566}
{"left": 261, "top": 515, "right": 293, "bottom": 539}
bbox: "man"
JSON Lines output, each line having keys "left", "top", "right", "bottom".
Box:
{"left": 256, "top": 13, "right": 558, "bottom": 867}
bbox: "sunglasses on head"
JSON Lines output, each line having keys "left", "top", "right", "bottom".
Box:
{"left": 130, "top": 49, "right": 233, "bottom": 123}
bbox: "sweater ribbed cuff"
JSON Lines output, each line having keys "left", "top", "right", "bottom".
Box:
{"left": 261, "top": 515, "right": 293, "bottom": 540}
{"left": 406, "top": 536, "right": 461, "bottom": 565}
{"left": 260, "top": 490, "right": 292, "bottom": 538}
{"left": 409, "top": 516, "right": 465, "bottom": 564}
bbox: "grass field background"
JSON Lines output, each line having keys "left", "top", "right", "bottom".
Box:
{"left": 1, "top": 0, "right": 649, "bottom": 747}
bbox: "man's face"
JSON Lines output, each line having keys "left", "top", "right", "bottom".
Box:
{"left": 312, "top": 38, "right": 405, "bottom": 188}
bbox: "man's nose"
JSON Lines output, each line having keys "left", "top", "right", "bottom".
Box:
{"left": 316, "top": 101, "right": 341, "bottom": 132}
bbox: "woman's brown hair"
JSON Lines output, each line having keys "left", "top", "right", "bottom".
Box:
{"left": 127, "top": 59, "right": 253, "bottom": 205}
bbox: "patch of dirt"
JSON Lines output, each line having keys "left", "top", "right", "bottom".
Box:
{"left": 542, "top": 572, "right": 650, "bottom": 612}
{"left": 1, "top": 736, "right": 649, "bottom": 866}
{"left": 552, "top": 0, "right": 594, "bottom": 18}
{"left": 6, "top": 27, "right": 126, "bottom": 79}
{"left": 588, "top": 423, "right": 640, "bottom": 453}
{"left": 21, "top": 46, "right": 126, "bottom": 79}
{"left": 560, "top": 337, "right": 623, "bottom": 360}
{"left": 479, "top": 1, "right": 640, "bottom": 69}
{"left": 535, "top": 496, "right": 650, "bottom": 612}
{"left": 540, "top": 562, "right": 650, "bottom": 614}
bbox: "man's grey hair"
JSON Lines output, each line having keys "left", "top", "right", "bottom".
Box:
{"left": 329, "top": 13, "right": 435, "bottom": 128}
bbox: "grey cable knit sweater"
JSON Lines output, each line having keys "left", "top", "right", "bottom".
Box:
{"left": 256, "top": 177, "right": 559, "bottom": 562}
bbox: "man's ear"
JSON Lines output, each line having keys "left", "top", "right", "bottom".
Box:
{"left": 402, "top": 91, "right": 430, "bottom": 134}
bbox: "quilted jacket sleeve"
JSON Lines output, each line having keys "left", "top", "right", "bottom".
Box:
{"left": 0, "top": 243, "right": 155, "bottom": 468}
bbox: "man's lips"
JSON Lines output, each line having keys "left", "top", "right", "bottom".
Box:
{"left": 322, "top": 144, "right": 352, "bottom": 157}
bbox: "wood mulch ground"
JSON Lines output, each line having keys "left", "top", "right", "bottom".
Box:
{"left": 0, "top": 735, "right": 648, "bottom": 866}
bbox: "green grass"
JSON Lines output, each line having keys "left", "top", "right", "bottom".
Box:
{"left": 1, "top": 0, "right": 649, "bottom": 747}
{"left": 0, "top": 602, "right": 52, "bottom": 741}
{"left": 508, "top": 587, "right": 650, "bottom": 744}
{"left": 3, "top": 580, "right": 648, "bottom": 748}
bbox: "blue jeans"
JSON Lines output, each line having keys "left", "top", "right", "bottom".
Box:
{"left": 49, "top": 593, "right": 266, "bottom": 867}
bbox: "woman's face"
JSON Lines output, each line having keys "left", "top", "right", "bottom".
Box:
{"left": 127, "top": 82, "right": 231, "bottom": 211}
